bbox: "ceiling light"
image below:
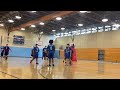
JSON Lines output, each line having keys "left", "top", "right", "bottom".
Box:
{"left": 78, "top": 24, "right": 83, "bottom": 26}
{"left": 40, "top": 32, "right": 43, "bottom": 34}
{"left": 61, "top": 28, "right": 65, "bottom": 30}
{"left": 86, "top": 31, "right": 91, "bottom": 34}
{"left": 56, "top": 33, "right": 60, "bottom": 36}
{"left": 112, "top": 24, "right": 120, "bottom": 27}
{"left": 31, "top": 25, "right": 36, "bottom": 27}
{"left": 0, "top": 23, "right": 4, "bottom": 27}
{"left": 8, "top": 19, "right": 14, "bottom": 23}
{"left": 98, "top": 27, "right": 103, "bottom": 29}
{"left": 80, "top": 11, "right": 88, "bottom": 13}
{"left": 76, "top": 33, "right": 80, "bottom": 35}
{"left": 56, "top": 17, "right": 62, "bottom": 20}
{"left": 21, "top": 28, "right": 25, "bottom": 30}
{"left": 68, "top": 34, "right": 72, "bottom": 36}
{"left": 61, "top": 33, "right": 64, "bottom": 37}
{"left": 15, "top": 16, "right": 21, "bottom": 19}
{"left": 105, "top": 25, "right": 111, "bottom": 28}
{"left": 72, "top": 31, "right": 77, "bottom": 33}
{"left": 102, "top": 18, "right": 108, "bottom": 22}
{"left": 64, "top": 35, "right": 68, "bottom": 36}
{"left": 52, "top": 30, "right": 56, "bottom": 32}
{"left": 40, "top": 22, "right": 44, "bottom": 25}
{"left": 92, "top": 27, "right": 97, "bottom": 31}
{"left": 56, "top": 36, "right": 60, "bottom": 37}
{"left": 31, "top": 11, "right": 37, "bottom": 13}
{"left": 64, "top": 33, "right": 68, "bottom": 35}
{"left": 81, "top": 32, "right": 86, "bottom": 34}
{"left": 87, "top": 11, "right": 91, "bottom": 13}
{"left": 112, "top": 27, "right": 118, "bottom": 30}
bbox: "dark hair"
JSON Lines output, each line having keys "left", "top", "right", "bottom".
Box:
{"left": 49, "top": 40, "right": 53, "bottom": 44}
{"left": 67, "top": 44, "right": 69, "bottom": 45}
{"left": 35, "top": 44, "right": 38, "bottom": 46}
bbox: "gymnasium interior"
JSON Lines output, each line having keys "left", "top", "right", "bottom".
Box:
{"left": 0, "top": 11, "right": 120, "bottom": 79}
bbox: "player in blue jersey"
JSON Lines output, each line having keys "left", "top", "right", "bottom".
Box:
{"left": 47, "top": 40, "right": 55, "bottom": 66}
{"left": 3, "top": 44, "right": 11, "bottom": 60}
{"left": 63, "top": 47, "right": 67, "bottom": 63}
{"left": 64, "top": 44, "right": 72, "bottom": 65}
{"left": 31, "top": 46, "right": 34, "bottom": 59}
{"left": 1, "top": 48, "right": 4, "bottom": 59}
{"left": 30, "top": 44, "right": 39, "bottom": 64}
{"left": 42, "top": 46, "right": 48, "bottom": 60}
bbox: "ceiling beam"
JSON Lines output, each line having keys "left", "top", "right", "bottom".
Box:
{"left": 10, "top": 11, "right": 78, "bottom": 32}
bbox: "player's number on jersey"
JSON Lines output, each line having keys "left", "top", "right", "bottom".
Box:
{"left": 50, "top": 46, "right": 52, "bottom": 50}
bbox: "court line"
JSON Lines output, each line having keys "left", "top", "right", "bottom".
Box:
{"left": 38, "top": 65, "right": 49, "bottom": 79}
{"left": 0, "top": 70, "right": 20, "bottom": 79}
{"left": 38, "top": 59, "right": 64, "bottom": 79}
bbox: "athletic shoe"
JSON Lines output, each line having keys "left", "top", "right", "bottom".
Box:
{"left": 49, "top": 64, "right": 51, "bottom": 66}
{"left": 69, "top": 61, "right": 72, "bottom": 65}
{"left": 36, "top": 63, "right": 39, "bottom": 64}
{"left": 53, "top": 64, "right": 54, "bottom": 66}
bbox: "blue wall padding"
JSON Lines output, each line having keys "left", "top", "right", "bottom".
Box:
{"left": 0, "top": 46, "right": 60, "bottom": 58}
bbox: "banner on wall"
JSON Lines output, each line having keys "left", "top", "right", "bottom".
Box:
{"left": 13, "top": 35, "right": 25, "bottom": 45}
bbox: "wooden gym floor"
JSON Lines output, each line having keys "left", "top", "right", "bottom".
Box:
{"left": 0, "top": 57, "right": 120, "bottom": 79}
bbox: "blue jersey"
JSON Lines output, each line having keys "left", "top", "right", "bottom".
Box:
{"left": 64, "top": 49, "right": 67, "bottom": 56}
{"left": 47, "top": 44, "right": 55, "bottom": 52}
{"left": 3, "top": 46, "right": 10, "bottom": 53}
{"left": 33, "top": 47, "right": 39, "bottom": 55}
{"left": 64, "top": 47, "right": 72, "bottom": 58}
{"left": 64, "top": 47, "right": 71, "bottom": 54}
{"left": 47, "top": 44, "right": 55, "bottom": 58}
{"left": 43, "top": 48, "right": 47, "bottom": 53}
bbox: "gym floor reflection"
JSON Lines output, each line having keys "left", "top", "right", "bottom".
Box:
{"left": 0, "top": 57, "right": 120, "bottom": 79}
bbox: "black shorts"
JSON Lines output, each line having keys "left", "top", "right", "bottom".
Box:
{"left": 43, "top": 52, "right": 47, "bottom": 57}
{"left": 1, "top": 53, "right": 3, "bottom": 56}
{"left": 4, "top": 52, "right": 9, "bottom": 56}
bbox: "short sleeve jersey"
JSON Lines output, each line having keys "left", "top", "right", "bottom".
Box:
{"left": 47, "top": 44, "right": 55, "bottom": 52}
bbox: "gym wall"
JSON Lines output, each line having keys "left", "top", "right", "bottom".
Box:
{"left": 0, "top": 28, "right": 59, "bottom": 58}
{"left": 56, "top": 30, "right": 120, "bottom": 62}
{"left": 0, "top": 27, "right": 56, "bottom": 48}
{"left": 55, "top": 30, "right": 120, "bottom": 49}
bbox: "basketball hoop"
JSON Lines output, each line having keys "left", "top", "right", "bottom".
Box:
{"left": 38, "top": 44, "right": 41, "bottom": 47}
{"left": 70, "top": 42, "right": 74, "bottom": 46}
{"left": 36, "top": 41, "right": 43, "bottom": 48}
